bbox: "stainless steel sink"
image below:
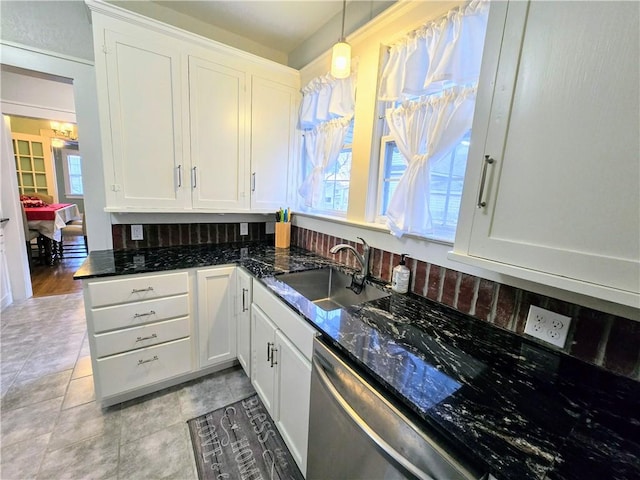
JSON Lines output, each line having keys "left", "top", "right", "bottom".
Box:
{"left": 277, "top": 268, "right": 390, "bottom": 311}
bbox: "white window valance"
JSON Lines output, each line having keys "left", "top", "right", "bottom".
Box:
{"left": 378, "top": 0, "right": 489, "bottom": 101}
{"left": 299, "top": 72, "right": 357, "bottom": 130}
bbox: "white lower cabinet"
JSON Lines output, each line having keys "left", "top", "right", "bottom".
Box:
{"left": 197, "top": 266, "right": 237, "bottom": 368}
{"left": 84, "top": 265, "right": 239, "bottom": 405}
{"left": 251, "top": 305, "right": 278, "bottom": 415}
{"left": 85, "top": 271, "right": 194, "bottom": 404}
{"left": 96, "top": 338, "right": 192, "bottom": 398}
{"left": 236, "top": 268, "right": 252, "bottom": 376}
{"left": 251, "top": 280, "right": 316, "bottom": 476}
{"left": 274, "top": 329, "right": 312, "bottom": 475}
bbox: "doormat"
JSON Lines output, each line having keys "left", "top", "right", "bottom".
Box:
{"left": 187, "top": 394, "right": 304, "bottom": 480}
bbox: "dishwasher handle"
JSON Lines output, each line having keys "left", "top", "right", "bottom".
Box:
{"left": 312, "top": 355, "right": 435, "bottom": 480}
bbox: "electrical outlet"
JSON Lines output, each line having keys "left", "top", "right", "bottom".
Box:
{"left": 265, "top": 222, "right": 275, "bottom": 234}
{"left": 240, "top": 222, "right": 248, "bottom": 236}
{"left": 131, "top": 224, "right": 143, "bottom": 241}
{"left": 524, "top": 305, "right": 571, "bottom": 348}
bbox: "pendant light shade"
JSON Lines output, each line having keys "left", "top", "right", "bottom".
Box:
{"left": 331, "top": 41, "right": 351, "bottom": 78}
{"left": 331, "top": 0, "right": 351, "bottom": 79}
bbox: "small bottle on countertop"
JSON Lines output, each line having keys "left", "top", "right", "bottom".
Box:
{"left": 391, "top": 254, "right": 410, "bottom": 294}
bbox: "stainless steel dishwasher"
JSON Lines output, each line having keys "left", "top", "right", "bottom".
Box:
{"left": 307, "top": 338, "right": 485, "bottom": 480}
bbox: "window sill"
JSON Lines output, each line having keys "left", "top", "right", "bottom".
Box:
{"left": 293, "top": 211, "right": 454, "bottom": 247}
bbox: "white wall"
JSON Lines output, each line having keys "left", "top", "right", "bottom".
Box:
{"left": 288, "top": 0, "right": 396, "bottom": 69}
{"left": 0, "top": 0, "right": 94, "bottom": 61}
{"left": 107, "top": 0, "right": 288, "bottom": 65}
{"left": 1, "top": 66, "right": 77, "bottom": 122}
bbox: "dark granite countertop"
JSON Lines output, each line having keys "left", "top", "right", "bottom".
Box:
{"left": 75, "top": 242, "right": 640, "bottom": 480}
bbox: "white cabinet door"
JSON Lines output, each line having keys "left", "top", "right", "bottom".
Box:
{"left": 197, "top": 266, "right": 236, "bottom": 368}
{"left": 251, "top": 304, "right": 277, "bottom": 416}
{"left": 189, "top": 56, "right": 249, "bottom": 210}
{"left": 249, "top": 76, "right": 299, "bottom": 211}
{"left": 453, "top": 1, "right": 640, "bottom": 307}
{"left": 275, "top": 329, "right": 311, "bottom": 476}
{"left": 102, "top": 27, "right": 189, "bottom": 209}
{"left": 236, "top": 268, "right": 252, "bottom": 376}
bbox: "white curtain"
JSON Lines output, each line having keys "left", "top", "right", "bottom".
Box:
{"left": 378, "top": 0, "right": 489, "bottom": 101}
{"left": 385, "top": 86, "right": 477, "bottom": 237}
{"left": 298, "top": 117, "right": 352, "bottom": 208}
{"left": 299, "top": 73, "right": 356, "bottom": 130}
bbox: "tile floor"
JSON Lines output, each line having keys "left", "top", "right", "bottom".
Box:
{"left": 1, "top": 292, "right": 255, "bottom": 479}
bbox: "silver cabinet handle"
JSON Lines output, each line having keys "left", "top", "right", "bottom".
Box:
{"left": 177, "top": 164, "right": 182, "bottom": 188}
{"left": 270, "top": 346, "right": 278, "bottom": 368}
{"left": 267, "top": 341, "right": 273, "bottom": 362}
{"left": 312, "top": 356, "right": 432, "bottom": 480}
{"left": 477, "top": 155, "right": 495, "bottom": 208}
{"left": 135, "top": 333, "right": 157, "bottom": 342}
{"left": 137, "top": 355, "right": 158, "bottom": 365}
{"left": 242, "top": 288, "right": 248, "bottom": 312}
{"left": 251, "top": 172, "right": 256, "bottom": 192}
{"left": 133, "top": 310, "right": 155, "bottom": 319}
{"left": 192, "top": 166, "right": 197, "bottom": 188}
{"left": 131, "top": 287, "right": 154, "bottom": 294}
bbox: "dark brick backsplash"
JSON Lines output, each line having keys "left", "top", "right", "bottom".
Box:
{"left": 111, "top": 223, "right": 268, "bottom": 250}
{"left": 292, "top": 226, "right": 640, "bottom": 381}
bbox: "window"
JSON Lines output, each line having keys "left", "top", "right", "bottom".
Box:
{"left": 304, "top": 120, "right": 353, "bottom": 214}
{"left": 63, "top": 152, "right": 83, "bottom": 196}
{"left": 374, "top": 1, "right": 488, "bottom": 241}
{"left": 377, "top": 131, "right": 470, "bottom": 242}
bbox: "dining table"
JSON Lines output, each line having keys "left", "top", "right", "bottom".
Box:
{"left": 24, "top": 203, "right": 80, "bottom": 264}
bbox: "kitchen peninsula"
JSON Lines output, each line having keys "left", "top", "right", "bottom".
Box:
{"left": 75, "top": 241, "right": 640, "bottom": 480}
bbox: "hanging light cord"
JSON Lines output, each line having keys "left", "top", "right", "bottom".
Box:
{"left": 340, "top": 0, "right": 346, "bottom": 42}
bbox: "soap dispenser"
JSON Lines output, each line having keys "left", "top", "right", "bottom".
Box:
{"left": 391, "top": 254, "right": 410, "bottom": 294}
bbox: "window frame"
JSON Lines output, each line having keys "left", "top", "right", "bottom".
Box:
{"left": 374, "top": 120, "right": 472, "bottom": 244}
{"left": 61, "top": 150, "right": 84, "bottom": 198}
{"left": 301, "top": 119, "right": 354, "bottom": 217}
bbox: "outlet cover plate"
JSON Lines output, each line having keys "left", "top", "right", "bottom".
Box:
{"left": 524, "top": 305, "right": 571, "bottom": 348}
{"left": 131, "top": 224, "right": 143, "bottom": 241}
{"left": 240, "top": 222, "right": 248, "bottom": 236}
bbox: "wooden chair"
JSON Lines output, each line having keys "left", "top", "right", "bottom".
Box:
{"left": 21, "top": 204, "right": 43, "bottom": 269}
{"left": 59, "top": 213, "right": 87, "bottom": 257}
{"left": 29, "top": 192, "right": 54, "bottom": 204}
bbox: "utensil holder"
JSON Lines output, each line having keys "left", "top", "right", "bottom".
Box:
{"left": 275, "top": 223, "right": 291, "bottom": 249}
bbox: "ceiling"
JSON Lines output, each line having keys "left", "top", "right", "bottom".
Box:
{"left": 151, "top": 1, "right": 348, "bottom": 53}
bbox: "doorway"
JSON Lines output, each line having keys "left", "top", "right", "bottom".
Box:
{"left": 7, "top": 114, "right": 87, "bottom": 297}
{"left": 2, "top": 65, "right": 87, "bottom": 298}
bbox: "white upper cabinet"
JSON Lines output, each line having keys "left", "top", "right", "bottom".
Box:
{"left": 89, "top": 4, "right": 300, "bottom": 213}
{"left": 189, "top": 55, "right": 249, "bottom": 210}
{"left": 99, "top": 25, "right": 189, "bottom": 209}
{"left": 452, "top": 1, "right": 640, "bottom": 307}
{"left": 250, "top": 75, "right": 299, "bottom": 211}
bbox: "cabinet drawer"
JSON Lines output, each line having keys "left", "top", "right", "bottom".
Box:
{"left": 95, "top": 338, "right": 191, "bottom": 398}
{"left": 91, "top": 294, "right": 189, "bottom": 333}
{"left": 88, "top": 272, "right": 189, "bottom": 308}
{"left": 93, "top": 317, "right": 190, "bottom": 357}
{"left": 253, "top": 280, "right": 317, "bottom": 361}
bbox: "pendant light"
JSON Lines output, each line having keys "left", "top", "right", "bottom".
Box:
{"left": 331, "top": 0, "right": 351, "bottom": 79}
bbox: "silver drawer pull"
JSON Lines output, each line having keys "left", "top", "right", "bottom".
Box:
{"left": 477, "top": 154, "right": 495, "bottom": 208}
{"left": 135, "top": 333, "right": 158, "bottom": 342}
{"left": 138, "top": 355, "right": 159, "bottom": 365}
{"left": 131, "top": 287, "right": 154, "bottom": 294}
{"left": 133, "top": 310, "right": 156, "bottom": 318}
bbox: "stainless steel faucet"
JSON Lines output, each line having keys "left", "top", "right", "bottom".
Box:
{"left": 329, "top": 237, "right": 371, "bottom": 293}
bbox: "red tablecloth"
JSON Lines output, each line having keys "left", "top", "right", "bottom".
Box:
{"left": 24, "top": 203, "right": 73, "bottom": 221}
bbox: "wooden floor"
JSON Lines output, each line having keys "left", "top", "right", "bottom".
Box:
{"left": 30, "top": 236, "right": 87, "bottom": 297}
